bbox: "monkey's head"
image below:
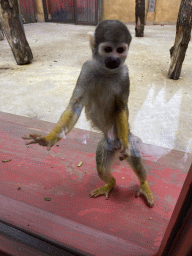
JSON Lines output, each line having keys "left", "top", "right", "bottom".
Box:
{"left": 89, "top": 20, "right": 132, "bottom": 71}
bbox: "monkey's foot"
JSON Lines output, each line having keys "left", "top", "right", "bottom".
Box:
{"left": 136, "top": 181, "right": 154, "bottom": 208}
{"left": 89, "top": 184, "right": 114, "bottom": 200}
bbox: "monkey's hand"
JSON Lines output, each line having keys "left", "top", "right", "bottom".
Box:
{"left": 119, "top": 146, "right": 130, "bottom": 161}
{"left": 22, "top": 133, "right": 61, "bottom": 151}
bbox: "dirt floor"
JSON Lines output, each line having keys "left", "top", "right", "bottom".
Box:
{"left": 0, "top": 22, "right": 192, "bottom": 155}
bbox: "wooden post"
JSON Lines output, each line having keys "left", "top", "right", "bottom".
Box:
{"left": 0, "top": 0, "right": 33, "bottom": 64}
{"left": 135, "top": 0, "right": 145, "bottom": 37}
{"left": 0, "top": 20, "right": 4, "bottom": 40}
{"left": 168, "top": 0, "right": 192, "bottom": 80}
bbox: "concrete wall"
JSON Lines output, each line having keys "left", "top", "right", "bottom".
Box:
{"left": 154, "top": 0, "right": 181, "bottom": 24}
{"left": 102, "top": 0, "right": 181, "bottom": 24}
{"left": 102, "top": 0, "right": 135, "bottom": 23}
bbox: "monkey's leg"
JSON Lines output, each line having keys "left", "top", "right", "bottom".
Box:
{"left": 89, "top": 137, "right": 116, "bottom": 200}
{"left": 126, "top": 134, "right": 154, "bottom": 207}
{"left": 128, "top": 156, "right": 154, "bottom": 207}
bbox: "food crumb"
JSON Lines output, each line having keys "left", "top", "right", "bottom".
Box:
{"left": 77, "top": 161, "right": 83, "bottom": 167}
{"left": 44, "top": 197, "right": 51, "bottom": 201}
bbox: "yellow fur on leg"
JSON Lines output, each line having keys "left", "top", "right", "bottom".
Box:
{"left": 89, "top": 177, "right": 116, "bottom": 200}
{"left": 136, "top": 180, "right": 154, "bottom": 207}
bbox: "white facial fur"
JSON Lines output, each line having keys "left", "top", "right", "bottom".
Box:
{"left": 98, "top": 42, "right": 128, "bottom": 58}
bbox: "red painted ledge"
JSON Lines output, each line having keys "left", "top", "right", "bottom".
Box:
{"left": 0, "top": 111, "right": 191, "bottom": 255}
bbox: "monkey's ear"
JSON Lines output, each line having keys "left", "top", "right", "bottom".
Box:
{"left": 87, "top": 32, "right": 96, "bottom": 50}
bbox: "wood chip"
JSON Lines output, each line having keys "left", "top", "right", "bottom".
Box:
{"left": 44, "top": 197, "right": 51, "bottom": 201}
{"left": 2, "top": 159, "right": 12, "bottom": 163}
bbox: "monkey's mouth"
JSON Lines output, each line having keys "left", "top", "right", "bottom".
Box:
{"left": 105, "top": 57, "right": 121, "bottom": 69}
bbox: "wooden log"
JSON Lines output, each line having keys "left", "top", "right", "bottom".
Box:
{"left": 135, "top": 0, "right": 145, "bottom": 37}
{"left": 0, "top": 20, "right": 4, "bottom": 40}
{"left": 168, "top": 0, "right": 192, "bottom": 80}
{"left": 0, "top": 0, "right": 33, "bottom": 64}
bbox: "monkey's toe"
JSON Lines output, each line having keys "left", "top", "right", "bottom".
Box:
{"left": 136, "top": 181, "right": 154, "bottom": 208}
{"left": 89, "top": 184, "right": 113, "bottom": 200}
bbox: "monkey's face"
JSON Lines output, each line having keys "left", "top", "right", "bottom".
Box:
{"left": 98, "top": 42, "right": 128, "bottom": 70}
{"left": 89, "top": 20, "right": 132, "bottom": 71}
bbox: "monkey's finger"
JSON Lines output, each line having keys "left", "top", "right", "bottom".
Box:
{"left": 23, "top": 134, "right": 48, "bottom": 147}
{"left": 22, "top": 134, "right": 43, "bottom": 140}
{"left": 22, "top": 134, "right": 32, "bottom": 140}
{"left": 25, "top": 139, "right": 38, "bottom": 145}
{"left": 137, "top": 183, "right": 154, "bottom": 208}
{"left": 25, "top": 137, "right": 45, "bottom": 145}
{"left": 46, "top": 136, "right": 62, "bottom": 151}
{"left": 137, "top": 190, "right": 154, "bottom": 208}
{"left": 119, "top": 154, "right": 128, "bottom": 161}
{"left": 47, "top": 143, "right": 52, "bottom": 151}
{"left": 89, "top": 190, "right": 109, "bottom": 199}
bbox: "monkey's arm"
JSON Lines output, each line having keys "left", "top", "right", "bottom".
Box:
{"left": 23, "top": 87, "right": 84, "bottom": 150}
{"left": 45, "top": 97, "right": 83, "bottom": 148}
{"left": 23, "top": 62, "right": 93, "bottom": 150}
{"left": 116, "top": 105, "right": 129, "bottom": 153}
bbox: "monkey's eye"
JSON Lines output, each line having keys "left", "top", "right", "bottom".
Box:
{"left": 116, "top": 47, "right": 125, "bottom": 54}
{"left": 104, "top": 46, "right": 113, "bottom": 53}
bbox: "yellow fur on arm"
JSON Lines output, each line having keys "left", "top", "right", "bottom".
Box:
{"left": 116, "top": 107, "right": 129, "bottom": 148}
{"left": 45, "top": 108, "right": 73, "bottom": 142}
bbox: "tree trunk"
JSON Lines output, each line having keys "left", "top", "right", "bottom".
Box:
{"left": 168, "top": 0, "right": 192, "bottom": 80}
{"left": 135, "top": 0, "right": 145, "bottom": 37}
{"left": 0, "top": 0, "right": 33, "bottom": 64}
{"left": 0, "top": 20, "right": 4, "bottom": 40}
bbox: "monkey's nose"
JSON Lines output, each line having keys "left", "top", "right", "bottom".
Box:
{"left": 105, "top": 57, "right": 121, "bottom": 69}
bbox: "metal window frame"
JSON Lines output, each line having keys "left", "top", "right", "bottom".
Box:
{"left": 156, "top": 164, "right": 192, "bottom": 256}
{"left": 0, "top": 221, "right": 91, "bottom": 256}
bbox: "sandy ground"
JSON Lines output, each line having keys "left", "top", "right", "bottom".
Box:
{"left": 0, "top": 23, "right": 192, "bottom": 154}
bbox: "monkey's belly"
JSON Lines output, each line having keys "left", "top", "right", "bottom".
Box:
{"left": 87, "top": 114, "right": 115, "bottom": 136}
{"left": 85, "top": 102, "right": 116, "bottom": 134}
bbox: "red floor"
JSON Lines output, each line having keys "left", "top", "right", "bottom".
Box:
{"left": 0, "top": 112, "right": 191, "bottom": 255}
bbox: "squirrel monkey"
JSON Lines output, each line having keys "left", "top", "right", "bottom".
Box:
{"left": 23, "top": 20, "right": 154, "bottom": 207}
